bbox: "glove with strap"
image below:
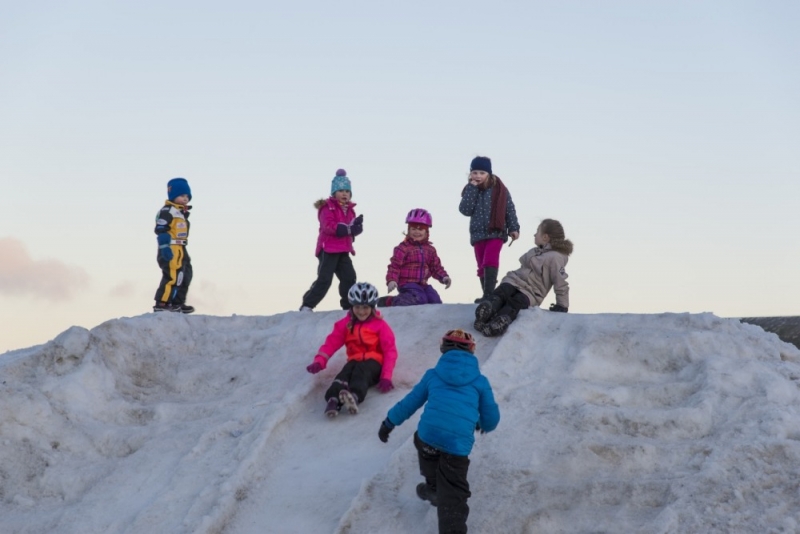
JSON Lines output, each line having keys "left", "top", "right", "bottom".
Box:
{"left": 350, "top": 214, "right": 363, "bottom": 237}
{"left": 157, "top": 233, "right": 173, "bottom": 262}
{"left": 335, "top": 223, "right": 350, "bottom": 237}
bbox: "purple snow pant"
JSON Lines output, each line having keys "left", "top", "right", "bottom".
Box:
{"left": 389, "top": 283, "right": 442, "bottom": 307}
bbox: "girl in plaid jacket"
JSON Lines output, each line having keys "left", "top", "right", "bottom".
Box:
{"left": 377, "top": 209, "right": 452, "bottom": 307}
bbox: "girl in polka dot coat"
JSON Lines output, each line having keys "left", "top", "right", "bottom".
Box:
{"left": 458, "top": 156, "right": 520, "bottom": 302}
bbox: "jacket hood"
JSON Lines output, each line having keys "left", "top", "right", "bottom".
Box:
{"left": 434, "top": 350, "right": 480, "bottom": 386}
{"left": 537, "top": 241, "right": 573, "bottom": 256}
{"left": 314, "top": 197, "right": 356, "bottom": 210}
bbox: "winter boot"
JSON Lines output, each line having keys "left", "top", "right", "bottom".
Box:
{"left": 153, "top": 301, "right": 182, "bottom": 312}
{"left": 339, "top": 389, "right": 359, "bottom": 415}
{"left": 177, "top": 304, "right": 195, "bottom": 314}
{"left": 376, "top": 296, "right": 392, "bottom": 308}
{"left": 473, "top": 276, "right": 485, "bottom": 304}
{"left": 416, "top": 482, "right": 438, "bottom": 507}
{"left": 485, "top": 314, "right": 512, "bottom": 337}
{"left": 480, "top": 266, "right": 499, "bottom": 302}
{"left": 325, "top": 398, "right": 340, "bottom": 418}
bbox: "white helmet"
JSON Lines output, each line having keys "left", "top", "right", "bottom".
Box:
{"left": 347, "top": 282, "right": 380, "bottom": 307}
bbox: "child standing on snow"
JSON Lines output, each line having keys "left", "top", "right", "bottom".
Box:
{"left": 378, "top": 329, "right": 500, "bottom": 534}
{"left": 474, "top": 218, "right": 572, "bottom": 337}
{"left": 306, "top": 282, "right": 398, "bottom": 417}
{"left": 153, "top": 177, "right": 195, "bottom": 313}
{"left": 300, "top": 169, "right": 363, "bottom": 311}
{"left": 377, "top": 208, "right": 452, "bottom": 307}
{"left": 458, "top": 156, "right": 521, "bottom": 303}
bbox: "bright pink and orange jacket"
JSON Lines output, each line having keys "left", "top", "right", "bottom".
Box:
{"left": 314, "top": 197, "right": 358, "bottom": 257}
{"left": 386, "top": 236, "right": 449, "bottom": 287}
{"left": 311, "top": 311, "right": 398, "bottom": 381}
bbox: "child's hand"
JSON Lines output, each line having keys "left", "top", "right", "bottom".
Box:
{"left": 306, "top": 362, "right": 323, "bottom": 374}
{"left": 377, "top": 378, "right": 394, "bottom": 393}
{"left": 387, "top": 281, "right": 398, "bottom": 293}
{"left": 509, "top": 231, "right": 519, "bottom": 246}
{"left": 335, "top": 223, "right": 350, "bottom": 237}
{"left": 442, "top": 276, "right": 452, "bottom": 289}
{"left": 378, "top": 418, "right": 395, "bottom": 443}
{"left": 351, "top": 214, "right": 363, "bottom": 236}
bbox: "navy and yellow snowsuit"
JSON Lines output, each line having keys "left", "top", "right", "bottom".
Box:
{"left": 154, "top": 200, "right": 192, "bottom": 305}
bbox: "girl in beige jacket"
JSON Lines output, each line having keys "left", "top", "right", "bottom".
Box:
{"left": 474, "top": 218, "right": 573, "bottom": 337}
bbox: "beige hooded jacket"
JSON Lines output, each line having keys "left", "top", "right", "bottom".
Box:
{"left": 501, "top": 244, "right": 569, "bottom": 309}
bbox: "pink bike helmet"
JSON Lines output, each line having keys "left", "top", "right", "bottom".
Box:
{"left": 405, "top": 208, "right": 432, "bottom": 227}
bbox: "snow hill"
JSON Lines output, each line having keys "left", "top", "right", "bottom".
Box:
{"left": 1, "top": 306, "right": 800, "bottom": 534}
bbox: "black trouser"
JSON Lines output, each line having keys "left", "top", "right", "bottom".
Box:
{"left": 488, "top": 283, "right": 530, "bottom": 322}
{"left": 415, "top": 432, "right": 471, "bottom": 534}
{"left": 324, "top": 359, "right": 382, "bottom": 403}
{"left": 154, "top": 247, "right": 193, "bottom": 304}
{"left": 302, "top": 251, "right": 357, "bottom": 310}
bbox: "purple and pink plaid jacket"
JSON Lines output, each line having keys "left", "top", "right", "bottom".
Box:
{"left": 386, "top": 236, "right": 449, "bottom": 287}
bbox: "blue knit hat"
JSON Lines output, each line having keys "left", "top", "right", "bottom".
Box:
{"left": 330, "top": 169, "right": 352, "bottom": 196}
{"left": 167, "top": 177, "right": 192, "bottom": 201}
{"left": 470, "top": 156, "right": 492, "bottom": 175}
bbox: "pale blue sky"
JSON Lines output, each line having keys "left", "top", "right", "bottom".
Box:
{"left": 1, "top": 1, "right": 799, "bottom": 353}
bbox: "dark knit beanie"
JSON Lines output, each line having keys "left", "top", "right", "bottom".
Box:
{"left": 167, "top": 178, "right": 192, "bottom": 201}
{"left": 470, "top": 156, "right": 492, "bottom": 174}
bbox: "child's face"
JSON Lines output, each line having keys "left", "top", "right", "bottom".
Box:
{"left": 534, "top": 226, "right": 550, "bottom": 247}
{"left": 408, "top": 224, "right": 428, "bottom": 242}
{"left": 352, "top": 304, "right": 373, "bottom": 321}
{"left": 172, "top": 194, "right": 190, "bottom": 206}
{"left": 334, "top": 190, "right": 351, "bottom": 204}
{"left": 469, "top": 170, "right": 489, "bottom": 186}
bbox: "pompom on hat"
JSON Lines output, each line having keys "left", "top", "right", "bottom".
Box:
{"left": 440, "top": 329, "right": 476, "bottom": 354}
{"left": 167, "top": 177, "right": 192, "bottom": 201}
{"left": 331, "top": 168, "right": 352, "bottom": 196}
{"left": 470, "top": 156, "right": 492, "bottom": 175}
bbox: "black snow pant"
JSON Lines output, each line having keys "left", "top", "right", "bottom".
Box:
{"left": 415, "top": 432, "right": 471, "bottom": 534}
{"left": 324, "top": 359, "right": 382, "bottom": 404}
{"left": 302, "top": 251, "right": 357, "bottom": 310}
{"left": 487, "top": 283, "right": 530, "bottom": 323}
{"left": 154, "top": 247, "right": 193, "bottom": 305}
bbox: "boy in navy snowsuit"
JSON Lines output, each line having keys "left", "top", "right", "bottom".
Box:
{"left": 378, "top": 329, "right": 500, "bottom": 534}
{"left": 153, "top": 177, "right": 194, "bottom": 313}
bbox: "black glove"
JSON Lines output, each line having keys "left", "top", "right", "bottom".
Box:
{"left": 351, "top": 214, "right": 363, "bottom": 237}
{"left": 378, "top": 418, "right": 395, "bottom": 443}
{"left": 335, "top": 223, "right": 350, "bottom": 237}
{"left": 549, "top": 304, "right": 568, "bottom": 313}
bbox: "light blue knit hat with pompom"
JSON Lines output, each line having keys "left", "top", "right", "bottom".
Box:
{"left": 330, "top": 169, "right": 352, "bottom": 196}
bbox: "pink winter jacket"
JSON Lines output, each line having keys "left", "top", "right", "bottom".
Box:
{"left": 314, "top": 197, "right": 358, "bottom": 257}
{"left": 311, "top": 311, "right": 399, "bottom": 381}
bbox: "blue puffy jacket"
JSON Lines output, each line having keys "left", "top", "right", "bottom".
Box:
{"left": 386, "top": 349, "right": 500, "bottom": 456}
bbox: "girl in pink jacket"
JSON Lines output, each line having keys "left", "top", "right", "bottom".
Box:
{"left": 300, "top": 169, "right": 363, "bottom": 311}
{"left": 378, "top": 208, "right": 452, "bottom": 307}
{"left": 306, "top": 283, "right": 399, "bottom": 418}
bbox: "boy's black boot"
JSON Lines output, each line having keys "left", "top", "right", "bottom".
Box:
{"left": 416, "top": 480, "right": 438, "bottom": 507}
{"left": 153, "top": 301, "right": 181, "bottom": 313}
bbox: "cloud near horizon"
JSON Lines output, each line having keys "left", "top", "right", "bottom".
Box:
{"left": 0, "top": 237, "right": 90, "bottom": 301}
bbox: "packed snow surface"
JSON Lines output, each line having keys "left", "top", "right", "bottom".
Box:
{"left": 1, "top": 305, "right": 800, "bottom": 533}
